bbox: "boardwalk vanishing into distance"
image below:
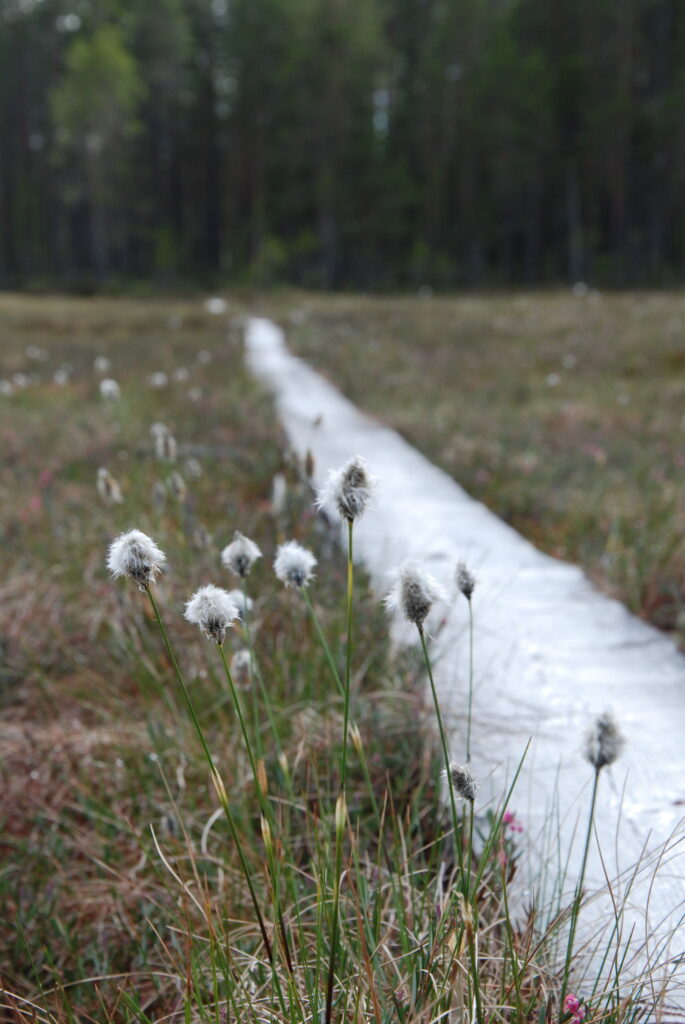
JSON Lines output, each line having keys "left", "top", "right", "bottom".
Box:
{"left": 245, "top": 315, "right": 685, "bottom": 1011}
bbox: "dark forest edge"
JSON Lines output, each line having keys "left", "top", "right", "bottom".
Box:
{"left": 3, "top": 0, "right": 685, "bottom": 291}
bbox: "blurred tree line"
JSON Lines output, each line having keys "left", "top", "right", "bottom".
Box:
{"left": 2, "top": 0, "right": 685, "bottom": 289}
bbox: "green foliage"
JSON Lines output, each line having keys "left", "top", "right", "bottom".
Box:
{"left": 51, "top": 24, "right": 142, "bottom": 156}
{"left": 2, "top": 0, "right": 685, "bottom": 285}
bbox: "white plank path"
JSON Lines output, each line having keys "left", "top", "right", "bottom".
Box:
{"left": 244, "top": 315, "right": 685, "bottom": 1014}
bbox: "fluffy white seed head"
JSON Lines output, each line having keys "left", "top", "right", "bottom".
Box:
{"left": 184, "top": 584, "right": 239, "bottom": 645}
{"left": 107, "top": 529, "right": 166, "bottom": 590}
{"left": 274, "top": 541, "right": 317, "bottom": 588}
{"left": 456, "top": 561, "right": 476, "bottom": 600}
{"left": 99, "top": 378, "right": 120, "bottom": 401}
{"left": 447, "top": 762, "right": 478, "bottom": 802}
{"left": 94, "top": 355, "right": 111, "bottom": 375}
{"left": 221, "top": 531, "right": 262, "bottom": 578}
{"left": 97, "top": 467, "right": 123, "bottom": 505}
{"left": 385, "top": 560, "right": 447, "bottom": 628}
{"left": 153, "top": 426, "right": 177, "bottom": 463}
{"left": 225, "top": 588, "right": 253, "bottom": 619}
{"left": 585, "top": 712, "right": 625, "bottom": 771}
{"left": 316, "top": 455, "right": 375, "bottom": 523}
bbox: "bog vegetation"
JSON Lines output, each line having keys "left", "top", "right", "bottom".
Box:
{"left": 1, "top": 294, "right": 683, "bottom": 1022}
{"left": 277, "top": 289, "right": 685, "bottom": 647}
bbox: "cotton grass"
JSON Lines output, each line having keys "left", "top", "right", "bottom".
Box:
{"left": 184, "top": 585, "right": 239, "bottom": 645}
{"left": 385, "top": 560, "right": 447, "bottom": 628}
{"left": 274, "top": 541, "right": 317, "bottom": 588}
{"left": 221, "top": 531, "right": 262, "bottom": 579}
{"left": 316, "top": 454, "right": 375, "bottom": 523}
{"left": 107, "top": 529, "right": 166, "bottom": 590}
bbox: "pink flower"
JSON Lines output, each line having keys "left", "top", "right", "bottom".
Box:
{"left": 503, "top": 810, "right": 524, "bottom": 833}
{"left": 563, "top": 994, "right": 585, "bottom": 1023}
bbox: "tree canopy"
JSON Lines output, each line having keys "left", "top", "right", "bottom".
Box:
{"left": 1, "top": 0, "right": 684, "bottom": 289}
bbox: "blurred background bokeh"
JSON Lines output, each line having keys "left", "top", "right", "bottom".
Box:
{"left": 3, "top": 0, "right": 685, "bottom": 292}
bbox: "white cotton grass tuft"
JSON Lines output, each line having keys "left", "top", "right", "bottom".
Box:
{"left": 100, "top": 378, "right": 120, "bottom": 401}
{"left": 97, "top": 467, "right": 124, "bottom": 505}
{"left": 274, "top": 541, "right": 317, "bottom": 588}
{"left": 456, "top": 561, "right": 476, "bottom": 600}
{"left": 152, "top": 424, "right": 177, "bottom": 463}
{"left": 225, "top": 588, "right": 253, "bottom": 619}
{"left": 107, "top": 529, "right": 166, "bottom": 591}
{"left": 149, "top": 371, "right": 169, "bottom": 389}
{"left": 385, "top": 560, "right": 447, "bottom": 628}
{"left": 221, "top": 531, "right": 262, "bottom": 579}
{"left": 53, "top": 368, "right": 70, "bottom": 387}
{"left": 584, "top": 711, "right": 625, "bottom": 771}
{"left": 184, "top": 584, "right": 239, "bottom": 645}
{"left": 94, "top": 355, "right": 112, "bottom": 375}
{"left": 316, "top": 455, "right": 376, "bottom": 523}
{"left": 446, "top": 762, "right": 478, "bottom": 802}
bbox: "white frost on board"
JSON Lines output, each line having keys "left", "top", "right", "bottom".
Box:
{"left": 245, "top": 315, "right": 685, "bottom": 1008}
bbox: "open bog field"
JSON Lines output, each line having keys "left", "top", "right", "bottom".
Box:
{"left": 0, "top": 293, "right": 681, "bottom": 1023}
{"left": 273, "top": 290, "right": 685, "bottom": 644}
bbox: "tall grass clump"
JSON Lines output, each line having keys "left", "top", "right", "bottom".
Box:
{"left": 1, "top": 296, "right": 683, "bottom": 1024}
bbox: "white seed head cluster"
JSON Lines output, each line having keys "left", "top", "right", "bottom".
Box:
{"left": 97, "top": 467, "right": 123, "bottom": 505}
{"left": 184, "top": 584, "right": 239, "bottom": 645}
{"left": 221, "top": 531, "right": 262, "bottom": 578}
{"left": 585, "top": 712, "right": 625, "bottom": 771}
{"left": 149, "top": 371, "right": 169, "bottom": 389}
{"left": 456, "top": 561, "right": 476, "bottom": 600}
{"left": 107, "top": 529, "right": 166, "bottom": 590}
{"left": 447, "top": 762, "right": 478, "bottom": 802}
{"left": 151, "top": 423, "right": 177, "bottom": 463}
{"left": 94, "top": 355, "right": 112, "bottom": 375}
{"left": 385, "top": 560, "right": 447, "bottom": 627}
{"left": 317, "top": 455, "right": 375, "bottom": 523}
{"left": 225, "top": 588, "right": 253, "bottom": 619}
{"left": 274, "top": 541, "right": 317, "bottom": 588}
{"left": 99, "top": 378, "right": 120, "bottom": 401}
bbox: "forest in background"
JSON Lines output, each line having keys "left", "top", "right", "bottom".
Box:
{"left": 2, "top": 0, "right": 685, "bottom": 290}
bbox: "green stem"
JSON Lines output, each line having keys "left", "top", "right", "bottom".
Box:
{"left": 217, "top": 644, "right": 300, "bottom": 1005}
{"left": 418, "top": 625, "right": 461, "bottom": 856}
{"left": 466, "top": 598, "right": 474, "bottom": 764}
{"left": 325, "top": 798, "right": 346, "bottom": 1024}
{"left": 340, "top": 519, "right": 354, "bottom": 793}
{"left": 218, "top": 644, "right": 258, "bottom": 780}
{"left": 560, "top": 768, "right": 601, "bottom": 1015}
{"left": 302, "top": 587, "right": 344, "bottom": 698}
{"left": 326, "top": 519, "right": 355, "bottom": 1024}
{"left": 145, "top": 586, "right": 273, "bottom": 965}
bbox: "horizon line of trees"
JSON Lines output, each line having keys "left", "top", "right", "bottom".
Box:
{"left": 2, "top": 0, "right": 685, "bottom": 291}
